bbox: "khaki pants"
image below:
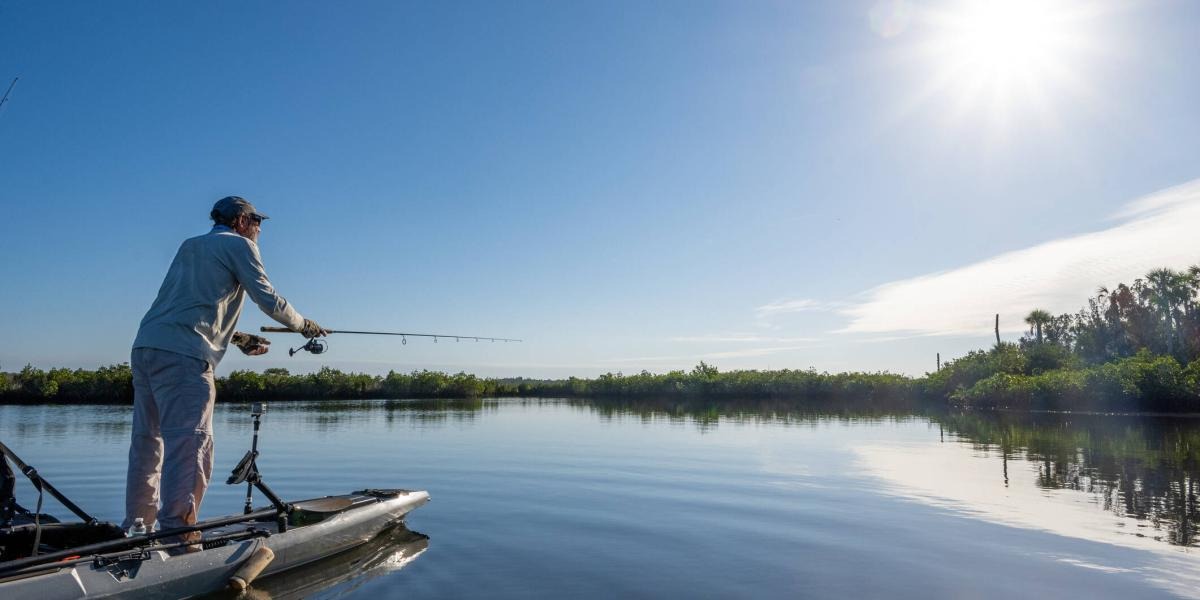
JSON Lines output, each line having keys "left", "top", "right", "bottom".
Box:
{"left": 123, "top": 348, "right": 215, "bottom": 542}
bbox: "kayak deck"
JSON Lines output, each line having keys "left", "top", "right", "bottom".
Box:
{"left": 0, "top": 488, "right": 430, "bottom": 599}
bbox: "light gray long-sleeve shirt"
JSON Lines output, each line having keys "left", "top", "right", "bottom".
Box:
{"left": 133, "top": 225, "right": 305, "bottom": 367}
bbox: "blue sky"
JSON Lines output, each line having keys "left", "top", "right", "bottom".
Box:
{"left": 1, "top": 1, "right": 1198, "bottom": 378}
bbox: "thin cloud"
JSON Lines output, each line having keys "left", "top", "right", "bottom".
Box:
{"left": 840, "top": 178, "right": 1200, "bottom": 336}
{"left": 702, "top": 345, "right": 816, "bottom": 359}
{"left": 754, "top": 298, "right": 838, "bottom": 318}
{"left": 847, "top": 335, "right": 920, "bottom": 344}
{"left": 670, "top": 334, "right": 820, "bottom": 343}
{"left": 603, "top": 345, "right": 815, "bottom": 364}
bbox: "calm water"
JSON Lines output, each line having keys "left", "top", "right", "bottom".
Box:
{"left": 2, "top": 399, "right": 1198, "bottom": 599}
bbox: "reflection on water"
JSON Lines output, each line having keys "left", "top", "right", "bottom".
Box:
{"left": 570, "top": 398, "right": 1199, "bottom": 549}
{"left": 4, "top": 398, "right": 1193, "bottom": 553}
{"left": 2, "top": 396, "right": 914, "bottom": 441}
{"left": 576, "top": 398, "right": 1195, "bottom": 556}
{"left": 853, "top": 410, "right": 1200, "bottom": 598}
{"left": 0, "top": 399, "right": 499, "bottom": 444}
{"left": 227, "top": 398, "right": 495, "bottom": 432}
{"left": 932, "top": 411, "right": 1199, "bottom": 548}
{"left": 576, "top": 398, "right": 1200, "bottom": 553}
{"left": 1, "top": 404, "right": 133, "bottom": 445}
{"left": 3, "top": 397, "right": 1199, "bottom": 598}
{"left": 574, "top": 396, "right": 924, "bottom": 432}
{"left": 202, "top": 524, "right": 429, "bottom": 600}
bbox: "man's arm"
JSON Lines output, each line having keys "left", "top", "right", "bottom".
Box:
{"left": 228, "top": 240, "right": 306, "bottom": 332}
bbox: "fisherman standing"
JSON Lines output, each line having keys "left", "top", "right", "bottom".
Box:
{"left": 124, "top": 196, "right": 327, "bottom": 544}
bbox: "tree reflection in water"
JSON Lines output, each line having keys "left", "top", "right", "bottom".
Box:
{"left": 577, "top": 397, "right": 1198, "bottom": 548}
{"left": 930, "top": 411, "right": 1198, "bottom": 548}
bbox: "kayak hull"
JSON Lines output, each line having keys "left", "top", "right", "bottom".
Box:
{"left": 0, "top": 489, "right": 429, "bottom": 599}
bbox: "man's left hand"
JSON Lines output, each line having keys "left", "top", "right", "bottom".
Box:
{"left": 232, "top": 332, "right": 271, "bottom": 356}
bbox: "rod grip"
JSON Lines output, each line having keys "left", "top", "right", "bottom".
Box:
{"left": 259, "top": 327, "right": 296, "bottom": 333}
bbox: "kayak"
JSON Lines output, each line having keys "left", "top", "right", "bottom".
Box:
{"left": 1, "top": 401, "right": 430, "bottom": 599}
{"left": 0, "top": 488, "right": 430, "bottom": 599}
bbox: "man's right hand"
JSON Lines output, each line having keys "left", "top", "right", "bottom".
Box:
{"left": 300, "top": 318, "right": 330, "bottom": 338}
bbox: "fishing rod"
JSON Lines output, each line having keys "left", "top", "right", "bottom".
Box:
{"left": 0, "top": 77, "right": 17, "bottom": 116}
{"left": 260, "top": 326, "right": 523, "bottom": 356}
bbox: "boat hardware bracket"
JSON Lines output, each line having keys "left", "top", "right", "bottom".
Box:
{"left": 93, "top": 548, "right": 151, "bottom": 580}
{"left": 226, "top": 403, "right": 293, "bottom": 529}
{"left": 202, "top": 527, "right": 271, "bottom": 550}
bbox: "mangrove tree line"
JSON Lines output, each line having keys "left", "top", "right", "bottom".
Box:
{"left": 5, "top": 266, "right": 1200, "bottom": 412}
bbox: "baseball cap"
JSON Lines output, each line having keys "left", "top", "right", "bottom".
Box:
{"left": 212, "top": 196, "right": 270, "bottom": 221}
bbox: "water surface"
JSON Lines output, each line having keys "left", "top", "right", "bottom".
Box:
{"left": 1, "top": 399, "right": 1197, "bottom": 598}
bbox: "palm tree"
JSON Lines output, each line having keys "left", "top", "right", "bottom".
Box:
{"left": 1025, "top": 309, "right": 1053, "bottom": 344}
{"left": 1172, "top": 266, "right": 1200, "bottom": 356}
{"left": 1145, "top": 268, "right": 1183, "bottom": 355}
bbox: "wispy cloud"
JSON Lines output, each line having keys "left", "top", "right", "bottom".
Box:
{"left": 754, "top": 298, "right": 838, "bottom": 319}
{"left": 670, "top": 334, "right": 819, "bottom": 343}
{"left": 603, "top": 344, "right": 815, "bottom": 364}
{"left": 840, "top": 178, "right": 1200, "bottom": 336}
{"left": 701, "top": 345, "right": 815, "bottom": 359}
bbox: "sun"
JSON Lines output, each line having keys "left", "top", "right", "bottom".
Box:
{"left": 939, "top": 1, "right": 1071, "bottom": 87}
{"left": 902, "top": 0, "right": 1102, "bottom": 127}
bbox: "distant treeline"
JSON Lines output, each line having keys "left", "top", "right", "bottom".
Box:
{"left": 0, "top": 365, "right": 512, "bottom": 404}
{"left": 0, "top": 363, "right": 919, "bottom": 408}
{"left": 5, "top": 266, "right": 1200, "bottom": 412}
{"left": 932, "top": 265, "right": 1200, "bottom": 413}
{"left": 1, "top": 355, "right": 1198, "bottom": 412}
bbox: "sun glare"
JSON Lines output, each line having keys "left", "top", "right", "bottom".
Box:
{"left": 905, "top": 0, "right": 1101, "bottom": 128}
{"left": 942, "top": 1, "right": 1067, "bottom": 84}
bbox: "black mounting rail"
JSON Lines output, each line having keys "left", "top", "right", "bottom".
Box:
{"left": 0, "top": 508, "right": 279, "bottom": 577}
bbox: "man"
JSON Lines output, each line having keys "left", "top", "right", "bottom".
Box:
{"left": 124, "top": 196, "right": 327, "bottom": 541}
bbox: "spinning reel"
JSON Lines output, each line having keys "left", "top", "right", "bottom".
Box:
{"left": 288, "top": 337, "right": 328, "bottom": 356}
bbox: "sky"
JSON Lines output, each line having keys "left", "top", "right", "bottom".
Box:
{"left": 1, "top": 0, "right": 1198, "bottom": 378}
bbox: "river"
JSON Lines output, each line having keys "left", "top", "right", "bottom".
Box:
{"left": 1, "top": 399, "right": 1197, "bottom": 598}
